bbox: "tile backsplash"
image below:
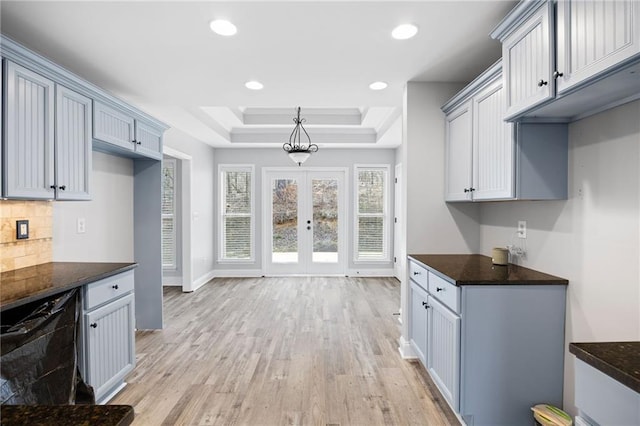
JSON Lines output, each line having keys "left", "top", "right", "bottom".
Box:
{"left": 0, "top": 201, "right": 53, "bottom": 273}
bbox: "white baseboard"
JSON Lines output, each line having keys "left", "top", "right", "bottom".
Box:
{"left": 346, "top": 268, "right": 395, "bottom": 277}
{"left": 212, "top": 269, "right": 264, "bottom": 278}
{"left": 398, "top": 336, "right": 417, "bottom": 359}
{"left": 191, "top": 270, "right": 216, "bottom": 292}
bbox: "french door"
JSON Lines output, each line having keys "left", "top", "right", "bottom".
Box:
{"left": 264, "top": 169, "right": 346, "bottom": 275}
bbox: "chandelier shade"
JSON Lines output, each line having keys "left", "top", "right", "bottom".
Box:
{"left": 283, "top": 107, "right": 318, "bottom": 166}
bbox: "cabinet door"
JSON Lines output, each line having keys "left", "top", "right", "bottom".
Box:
{"left": 556, "top": 0, "right": 640, "bottom": 94}
{"left": 502, "top": 1, "right": 555, "bottom": 120}
{"left": 472, "top": 78, "right": 515, "bottom": 200}
{"left": 134, "top": 120, "right": 163, "bottom": 160}
{"left": 55, "top": 85, "right": 92, "bottom": 200}
{"left": 445, "top": 101, "right": 473, "bottom": 201}
{"left": 3, "top": 61, "right": 55, "bottom": 199}
{"left": 93, "top": 101, "right": 135, "bottom": 151}
{"left": 84, "top": 293, "right": 136, "bottom": 402}
{"left": 427, "top": 296, "right": 460, "bottom": 411}
{"left": 409, "top": 280, "right": 429, "bottom": 367}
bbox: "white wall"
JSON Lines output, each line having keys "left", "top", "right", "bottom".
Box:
{"left": 399, "top": 82, "right": 481, "bottom": 351}
{"left": 213, "top": 148, "right": 397, "bottom": 275}
{"left": 478, "top": 100, "right": 640, "bottom": 416}
{"left": 53, "top": 151, "right": 134, "bottom": 261}
{"left": 403, "top": 82, "right": 480, "bottom": 254}
{"left": 164, "top": 128, "right": 216, "bottom": 290}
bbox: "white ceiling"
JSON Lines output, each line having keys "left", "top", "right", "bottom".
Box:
{"left": 0, "top": 0, "right": 516, "bottom": 149}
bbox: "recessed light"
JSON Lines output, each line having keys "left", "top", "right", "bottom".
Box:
{"left": 245, "top": 81, "right": 264, "bottom": 90}
{"left": 210, "top": 19, "right": 237, "bottom": 36}
{"left": 369, "top": 81, "right": 388, "bottom": 90}
{"left": 392, "top": 24, "right": 418, "bottom": 40}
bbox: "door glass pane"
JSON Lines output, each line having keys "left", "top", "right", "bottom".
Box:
{"left": 272, "top": 179, "right": 298, "bottom": 263}
{"left": 312, "top": 178, "right": 338, "bottom": 263}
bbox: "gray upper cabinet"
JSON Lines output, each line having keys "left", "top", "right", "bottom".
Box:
{"left": 492, "top": 0, "right": 640, "bottom": 121}
{"left": 500, "top": 1, "right": 555, "bottom": 120}
{"left": 2, "top": 60, "right": 92, "bottom": 200}
{"left": 55, "top": 85, "right": 92, "bottom": 200}
{"left": 93, "top": 101, "right": 135, "bottom": 152}
{"left": 3, "top": 60, "right": 55, "bottom": 199}
{"left": 444, "top": 100, "right": 473, "bottom": 202}
{"left": 134, "top": 120, "right": 162, "bottom": 160}
{"left": 556, "top": 0, "right": 640, "bottom": 94}
{"left": 443, "top": 60, "right": 568, "bottom": 202}
{"left": 93, "top": 101, "right": 162, "bottom": 160}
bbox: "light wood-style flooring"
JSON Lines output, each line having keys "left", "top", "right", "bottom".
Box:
{"left": 111, "top": 277, "right": 458, "bottom": 425}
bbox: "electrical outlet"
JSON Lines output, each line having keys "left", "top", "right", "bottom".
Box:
{"left": 77, "top": 218, "right": 86, "bottom": 234}
{"left": 517, "top": 220, "right": 526, "bottom": 238}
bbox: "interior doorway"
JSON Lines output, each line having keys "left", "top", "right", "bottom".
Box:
{"left": 162, "top": 146, "right": 193, "bottom": 292}
{"left": 263, "top": 168, "right": 347, "bottom": 275}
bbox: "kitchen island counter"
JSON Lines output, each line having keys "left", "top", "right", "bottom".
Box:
{"left": 0, "top": 404, "right": 134, "bottom": 426}
{"left": 570, "top": 341, "right": 640, "bottom": 393}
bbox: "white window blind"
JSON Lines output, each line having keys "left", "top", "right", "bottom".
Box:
{"left": 162, "top": 159, "right": 177, "bottom": 269}
{"left": 221, "top": 166, "right": 253, "bottom": 260}
{"left": 355, "top": 166, "right": 389, "bottom": 261}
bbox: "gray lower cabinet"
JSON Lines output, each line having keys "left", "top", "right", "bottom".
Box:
{"left": 409, "top": 280, "right": 429, "bottom": 366}
{"left": 408, "top": 258, "right": 566, "bottom": 425}
{"left": 574, "top": 358, "right": 640, "bottom": 425}
{"left": 427, "top": 295, "right": 460, "bottom": 411}
{"left": 80, "top": 270, "right": 136, "bottom": 404}
{"left": 2, "top": 60, "right": 91, "bottom": 200}
{"left": 93, "top": 101, "right": 162, "bottom": 160}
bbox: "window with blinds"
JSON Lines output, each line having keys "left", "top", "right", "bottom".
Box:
{"left": 162, "top": 159, "right": 177, "bottom": 269}
{"left": 355, "top": 166, "right": 389, "bottom": 261}
{"left": 220, "top": 166, "right": 254, "bottom": 261}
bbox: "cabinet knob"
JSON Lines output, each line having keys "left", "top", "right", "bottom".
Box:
{"left": 553, "top": 71, "right": 564, "bottom": 79}
{"left": 537, "top": 79, "right": 548, "bottom": 87}
{"left": 306, "top": 226, "right": 311, "bottom": 230}
{"left": 436, "top": 287, "right": 444, "bottom": 292}
{"left": 413, "top": 271, "right": 420, "bottom": 276}
{"left": 59, "top": 185, "right": 66, "bottom": 191}
{"left": 50, "top": 185, "right": 57, "bottom": 189}
{"left": 112, "top": 284, "right": 119, "bottom": 290}
{"left": 90, "top": 323, "right": 98, "bottom": 328}
{"left": 469, "top": 187, "right": 475, "bottom": 192}
{"left": 422, "top": 301, "right": 430, "bottom": 309}
{"left": 133, "top": 140, "right": 142, "bottom": 145}
{"left": 464, "top": 188, "right": 470, "bottom": 193}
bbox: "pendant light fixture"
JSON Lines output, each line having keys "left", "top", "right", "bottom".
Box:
{"left": 282, "top": 107, "right": 318, "bottom": 166}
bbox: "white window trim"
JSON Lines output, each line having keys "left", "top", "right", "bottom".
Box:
{"left": 353, "top": 164, "right": 391, "bottom": 263}
{"left": 218, "top": 164, "right": 255, "bottom": 263}
{"left": 162, "top": 158, "right": 177, "bottom": 270}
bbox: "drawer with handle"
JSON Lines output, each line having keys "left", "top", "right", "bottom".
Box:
{"left": 84, "top": 270, "right": 134, "bottom": 310}
{"left": 428, "top": 271, "right": 460, "bottom": 314}
{"left": 409, "top": 260, "right": 429, "bottom": 290}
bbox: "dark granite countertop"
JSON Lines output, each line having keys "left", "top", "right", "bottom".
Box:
{"left": 0, "top": 262, "right": 137, "bottom": 312}
{"left": 409, "top": 254, "right": 568, "bottom": 286}
{"left": 0, "top": 404, "right": 134, "bottom": 425}
{"left": 570, "top": 342, "right": 640, "bottom": 393}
